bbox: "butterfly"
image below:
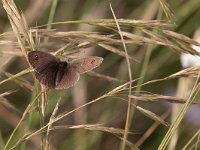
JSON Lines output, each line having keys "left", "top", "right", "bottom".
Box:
{"left": 28, "top": 51, "right": 103, "bottom": 89}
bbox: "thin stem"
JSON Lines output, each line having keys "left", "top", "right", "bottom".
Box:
{"left": 44, "top": 0, "right": 58, "bottom": 43}
{"left": 109, "top": 4, "right": 133, "bottom": 150}
{"left": 195, "top": 129, "right": 200, "bottom": 150}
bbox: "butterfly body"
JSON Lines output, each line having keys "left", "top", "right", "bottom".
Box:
{"left": 28, "top": 51, "right": 103, "bottom": 89}
{"left": 55, "top": 61, "right": 68, "bottom": 87}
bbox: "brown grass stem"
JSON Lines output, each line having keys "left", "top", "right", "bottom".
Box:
{"left": 109, "top": 4, "right": 133, "bottom": 150}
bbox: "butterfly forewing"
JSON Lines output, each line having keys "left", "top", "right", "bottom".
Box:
{"left": 28, "top": 51, "right": 59, "bottom": 73}
{"left": 69, "top": 56, "right": 103, "bottom": 74}
{"left": 28, "top": 51, "right": 59, "bottom": 88}
{"left": 35, "top": 62, "right": 59, "bottom": 88}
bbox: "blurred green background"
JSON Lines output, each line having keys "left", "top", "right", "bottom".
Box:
{"left": 0, "top": 0, "right": 200, "bottom": 150}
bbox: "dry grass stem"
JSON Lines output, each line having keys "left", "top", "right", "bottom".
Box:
{"left": 109, "top": 4, "right": 133, "bottom": 150}
{"left": 159, "top": 0, "right": 175, "bottom": 21}
{"left": 41, "top": 86, "right": 48, "bottom": 117}
{"left": 129, "top": 93, "right": 190, "bottom": 104}
{"left": 0, "top": 91, "right": 19, "bottom": 112}
{"left": 99, "top": 43, "right": 139, "bottom": 62}
{"left": 0, "top": 68, "right": 33, "bottom": 86}
{"left": 88, "top": 71, "right": 123, "bottom": 83}
{"left": 168, "top": 66, "right": 200, "bottom": 78}
{"left": 45, "top": 100, "right": 60, "bottom": 150}
{"left": 136, "top": 106, "right": 170, "bottom": 127}
{"left": 2, "top": 0, "right": 35, "bottom": 58}
{"left": 38, "top": 19, "right": 172, "bottom": 28}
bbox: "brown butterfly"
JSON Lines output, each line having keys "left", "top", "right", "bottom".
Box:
{"left": 28, "top": 51, "right": 103, "bottom": 89}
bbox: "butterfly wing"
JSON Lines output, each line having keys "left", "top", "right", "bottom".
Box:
{"left": 69, "top": 56, "right": 103, "bottom": 74}
{"left": 28, "top": 51, "right": 59, "bottom": 88}
{"left": 55, "top": 67, "right": 80, "bottom": 89}
{"left": 55, "top": 56, "right": 103, "bottom": 89}
{"left": 34, "top": 62, "right": 59, "bottom": 88}
{"left": 28, "top": 51, "right": 59, "bottom": 72}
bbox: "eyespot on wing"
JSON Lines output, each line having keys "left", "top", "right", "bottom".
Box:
{"left": 28, "top": 51, "right": 59, "bottom": 72}
{"left": 69, "top": 56, "right": 103, "bottom": 74}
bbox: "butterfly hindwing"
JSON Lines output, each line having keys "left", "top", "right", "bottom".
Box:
{"left": 55, "top": 67, "right": 80, "bottom": 89}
